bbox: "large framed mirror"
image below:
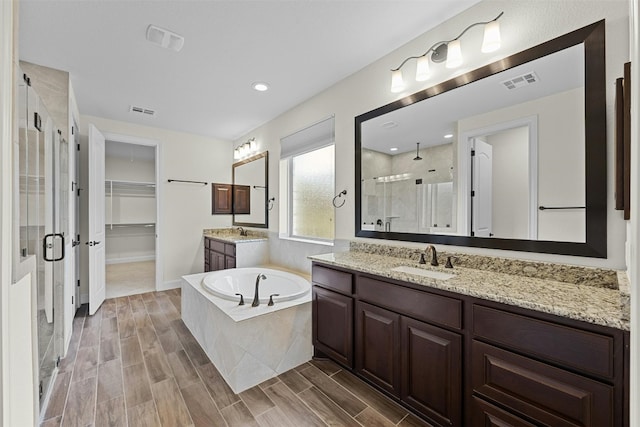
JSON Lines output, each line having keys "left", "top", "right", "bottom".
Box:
{"left": 233, "top": 151, "right": 269, "bottom": 228}
{"left": 355, "top": 20, "right": 606, "bottom": 258}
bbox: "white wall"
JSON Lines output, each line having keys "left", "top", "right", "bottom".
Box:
{"left": 79, "top": 115, "right": 233, "bottom": 291}
{"left": 235, "top": 0, "right": 629, "bottom": 270}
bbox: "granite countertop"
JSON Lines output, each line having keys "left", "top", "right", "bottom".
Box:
{"left": 308, "top": 251, "right": 630, "bottom": 331}
{"left": 203, "top": 228, "right": 268, "bottom": 243}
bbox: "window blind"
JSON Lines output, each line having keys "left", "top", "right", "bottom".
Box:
{"left": 280, "top": 116, "right": 335, "bottom": 158}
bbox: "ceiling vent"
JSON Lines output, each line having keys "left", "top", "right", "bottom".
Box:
{"left": 129, "top": 105, "right": 156, "bottom": 117}
{"left": 146, "top": 24, "right": 184, "bottom": 52}
{"left": 501, "top": 71, "right": 539, "bottom": 90}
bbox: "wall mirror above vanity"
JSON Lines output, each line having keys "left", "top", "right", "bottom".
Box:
{"left": 355, "top": 20, "right": 606, "bottom": 258}
{"left": 232, "top": 151, "right": 269, "bottom": 228}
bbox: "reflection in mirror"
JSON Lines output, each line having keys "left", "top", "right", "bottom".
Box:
{"left": 356, "top": 21, "right": 606, "bottom": 257}
{"left": 233, "top": 151, "right": 268, "bottom": 228}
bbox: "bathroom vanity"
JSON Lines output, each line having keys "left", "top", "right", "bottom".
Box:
{"left": 310, "top": 249, "right": 630, "bottom": 427}
{"left": 203, "top": 229, "right": 268, "bottom": 272}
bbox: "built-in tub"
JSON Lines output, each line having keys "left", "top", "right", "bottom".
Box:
{"left": 202, "top": 267, "right": 310, "bottom": 303}
{"left": 182, "top": 267, "right": 312, "bottom": 393}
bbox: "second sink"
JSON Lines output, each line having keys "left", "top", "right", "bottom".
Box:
{"left": 391, "top": 266, "right": 456, "bottom": 281}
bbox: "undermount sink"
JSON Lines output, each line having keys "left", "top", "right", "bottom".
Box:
{"left": 391, "top": 266, "right": 456, "bottom": 281}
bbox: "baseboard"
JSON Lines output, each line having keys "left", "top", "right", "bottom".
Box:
{"left": 158, "top": 279, "right": 181, "bottom": 291}
{"left": 106, "top": 255, "right": 155, "bottom": 265}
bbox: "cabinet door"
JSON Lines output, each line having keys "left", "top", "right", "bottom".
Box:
{"left": 225, "top": 256, "right": 236, "bottom": 269}
{"left": 204, "top": 248, "right": 211, "bottom": 272}
{"left": 401, "top": 316, "right": 462, "bottom": 427}
{"left": 233, "top": 185, "right": 251, "bottom": 214}
{"left": 212, "top": 183, "right": 233, "bottom": 214}
{"left": 355, "top": 301, "right": 401, "bottom": 396}
{"left": 210, "top": 251, "right": 225, "bottom": 271}
{"left": 312, "top": 286, "right": 353, "bottom": 367}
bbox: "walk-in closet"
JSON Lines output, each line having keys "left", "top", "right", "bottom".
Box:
{"left": 104, "top": 140, "right": 157, "bottom": 298}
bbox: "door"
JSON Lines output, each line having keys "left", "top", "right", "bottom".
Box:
{"left": 472, "top": 138, "right": 493, "bottom": 237}
{"left": 88, "top": 124, "right": 106, "bottom": 314}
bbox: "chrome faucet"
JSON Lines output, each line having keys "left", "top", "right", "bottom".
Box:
{"left": 237, "top": 227, "right": 248, "bottom": 236}
{"left": 426, "top": 245, "right": 438, "bottom": 266}
{"left": 252, "top": 274, "right": 267, "bottom": 307}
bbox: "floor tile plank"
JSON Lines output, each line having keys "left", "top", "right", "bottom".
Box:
{"left": 120, "top": 335, "right": 143, "bottom": 367}
{"left": 239, "top": 385, "right": 275, "bottom": 417}
{"left": 298, "top": 365, "right": 367, "bottom": 417}
{"left": 133, "top": 311, "right": 153, "bottom": 330}
{"left": 180, "top": 382, "right": 227, "bottom": 427}
{"left": 255, "top": 407, "right": 297, "bottom": 427}
{"left": 99, "top": 337, "right": 120, "bottom": 363}
{"left": 332, "top": 370, "right": 407, "bottom": 424}
{"left": 144, "top": 350, "right": 173, "bottom": 384}
{"left": 196, "top": 362, "right": 240, "bottom": 409}
{"left": 122, "top": 362, "right": 153, "bottom": 408}
{"left": 167, "top": 349, "right": 200, "bottom": 389}
{"left": 100, "top": 317, "right": 119, "bottom": 342}
{"left": 72, "top": 347, "right": 99, "bottom": 382}
{"left": 157, "top": 327, "right": 182, "bottom": 354}
{"left": 278, "top": 369, "right": 312, "bottom": 394}
{"left": 137, "top": 326, "right": 162, "bottom": 356}
{"left": 95, "top": 396, "right": 126, "bottom": 427}
{"left": 310, "top": 358, "right": 342, "bottom": 376}
{"left": 43, "top": 371, "right": 71, "bottom": 421}
{"left": 61, "top": 376, "right": 96, "bottom": 427}
{"left": 263, "top": 382, "right": 326, "bottom": 427}
{"left": 398, "top": 413, "right": 435, "bottom": 427}
{"left": 97, "top": 358, "right": 124, "bottom": 403}
{"left": 220, "top": 401, "right": 260, "bottom": 427}
{"left": 151, "top": 379, "right": 194, "bottom": 427}
{"left": 354, "top": 406, "right": 396, "bottom": 427}
{"left": 127, "top": 400, "right": 160, "bottom": 427}
{"left": 299, "top": 386, "right": 362, "bottom": 427}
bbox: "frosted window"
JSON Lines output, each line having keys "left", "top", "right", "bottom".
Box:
{"left": 291, "top": 145, "right": 335, "bottom": 240}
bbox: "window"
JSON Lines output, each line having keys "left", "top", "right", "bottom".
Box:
{"left": 280, "top": 117, "right": 335, "bottom": 243}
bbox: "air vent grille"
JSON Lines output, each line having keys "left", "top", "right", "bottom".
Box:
{"left": 502, "top": 71, "right": 539, "bottom": 90}
{"left": 130, "top": 106, "right": 156, "bottom": 117}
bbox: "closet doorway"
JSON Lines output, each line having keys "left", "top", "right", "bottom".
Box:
{"left": 103, "top": 134, "right": 160, "bottom": 299}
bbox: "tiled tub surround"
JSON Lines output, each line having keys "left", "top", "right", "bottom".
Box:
{"left": 181, "top": 272, "right": 312, "bottom": 393}
{"left": 309, "top": 247, "right": 629, "bottom": 331}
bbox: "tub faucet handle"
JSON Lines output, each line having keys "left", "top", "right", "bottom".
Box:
{"left": 235, "top": 293, "right": 245, "bottom": 305}
{"left": 268, "top": 294, "right": 280, "bottom": 306}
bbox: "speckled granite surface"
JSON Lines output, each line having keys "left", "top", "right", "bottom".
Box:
{"left": 350, "top": 242, "right": 619, "bottom": 289}
{"left": 203, "top": 228, "right": 268, "bottom": 243}
{"left": 308, "top": 250, "right": 629, "bottom": 331}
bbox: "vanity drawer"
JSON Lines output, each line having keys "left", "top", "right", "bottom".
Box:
{"left": 357, "top": 276, "right": 461, "bottom": 330}
{"left": 472, "top": 340, "right": 613, "bottom": 427}
{"left": 312, "top": 265, "right": 353, "bottom": 295}
{"left": 208, "top": 239, "right": 225, "bottom": 254}
{"left": 472, "top": 305, "right": 614, "bottom": 379}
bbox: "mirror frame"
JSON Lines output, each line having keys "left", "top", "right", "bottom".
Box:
{"left": 232, "top": 151, "right": 269, "bottom": 229}
{"left": 355, "top": 20, "right": 606, "bottom": 258}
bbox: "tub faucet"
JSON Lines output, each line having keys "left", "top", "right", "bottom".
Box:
{"left": 426, "top": 245, "right": 438, "bottom": 266}
{"left": 252, "top": 274, "right": 267, "bottom": 307}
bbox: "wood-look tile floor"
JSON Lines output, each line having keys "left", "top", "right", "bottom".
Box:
{"left": 41, "top": 289, "right": 432, "bottom": 427}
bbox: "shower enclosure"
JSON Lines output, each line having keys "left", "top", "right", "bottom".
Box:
{"left": 17, "top": 69, "right": 68, "bottom": 412}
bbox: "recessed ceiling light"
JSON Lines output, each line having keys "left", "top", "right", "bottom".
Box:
{"left": 390, "top": 147, "right": 398, "bottom": 152}
{"left": 444, "top": 133, "right": 453, "bottom": 139}
{"left": 381, "top": 121, "right": 398, "bottom": 129}
{"left": 252, "top": 82, "right": 269, "bottom": 92}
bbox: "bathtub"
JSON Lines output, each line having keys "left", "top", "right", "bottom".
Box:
{"left": 201, "top": 267, "right": 310, "bottom": 303}
{"left": 181, "top": 267, "right": 312, "bottom": 393}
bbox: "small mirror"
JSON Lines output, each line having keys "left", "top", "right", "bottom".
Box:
{"left": 233, "top": 151, "right": 269, "bottom": 228}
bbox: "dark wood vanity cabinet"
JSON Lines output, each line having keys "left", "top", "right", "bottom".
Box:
{"left": 204, "top": 237, "right": 236, "bottom": 272}
{"left": 311, "top": 265, "right": 354, "bottom": 368}
{"left": 311, "top": 262, "right": 629, "bottom": 427}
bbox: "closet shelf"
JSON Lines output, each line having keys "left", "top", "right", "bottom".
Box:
{"left": 105, "top": 179, "right": 156, "bottom": 197}
{"left": 106, "top": 222, "right": 155, "bottom": 229}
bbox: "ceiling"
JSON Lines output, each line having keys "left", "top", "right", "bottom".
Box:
{"left": 18, "top": 0, "right": 481, "bottom": 142}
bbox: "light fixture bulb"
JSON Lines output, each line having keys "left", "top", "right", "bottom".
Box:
{"left": 250, "top": 139, "right": 257, "bottom": 152}
{"left": 390, "top": 69, "right": 405, "bottom": 93}
{"left": 415, "top": 55, "right": 430, "bottom": 81}
{"left": 482, "top": 20, "right": 501, "bottom": 53}
{"left": 252, "top": 82, "right": 269, "bottom": 92}
{"left": 234, "top": 148, "right": 240, "bottom": 159}
{"left": 445, "top": 40, "right": 463, "bottom": 68}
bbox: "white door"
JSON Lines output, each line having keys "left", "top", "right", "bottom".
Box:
{"left": 88, "top": 124, "right": 106, "bottom": 314}
{"left": 472, "top": 139, "right": 493, "bottom": 237}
